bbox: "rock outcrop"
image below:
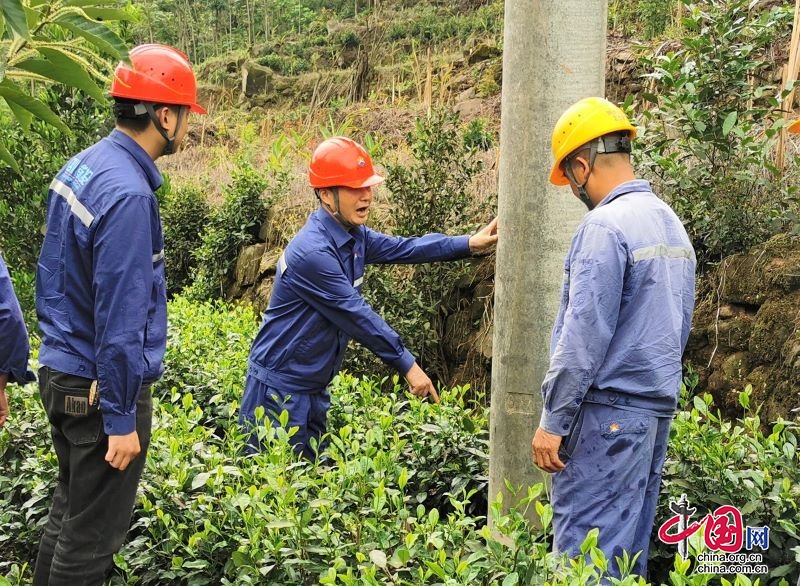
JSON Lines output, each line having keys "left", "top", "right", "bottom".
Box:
{"left": 685, "top": 234, "right": 800, "bottom": 422}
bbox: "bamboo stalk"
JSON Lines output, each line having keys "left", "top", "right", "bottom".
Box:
{"left": 425, "top": 47, "right": 433, "bottom": 118}
{"left": 777, "top": 0, "right": 800, "bottom": 169}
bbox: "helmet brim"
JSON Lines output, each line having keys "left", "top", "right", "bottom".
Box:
{"left": 335, "top": 173, "right": 385, "bottom": 189}
{"left": 352, "top": 173, "right": 384, "bottom": 188}
{"left": 549, "top": 164, "right": 570, "bottom": 186}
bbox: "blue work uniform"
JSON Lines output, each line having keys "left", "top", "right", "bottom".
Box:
{"left": 34, "top": 129, "right": 164, "bottom": 584}
{"left": 0, "top": 256, "right": 35, "bottom": 385}
{"left": 240, "top": 206, "right": 471, "bottom": 456}
{"left": 540, "top": 179, "right": 696, "bottom": 578}
{"left": 37, "top": 129, "right": 166, "bottom": 436}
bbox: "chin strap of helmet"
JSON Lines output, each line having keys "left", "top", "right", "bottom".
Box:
{"left": 563, "top": 133, "right": 632, "bottom": 211}
{"left": 143, "top": 103, "right": 187, "bottom": 156}
{"left": 315, "top": 187, "right": 355, "bottom": 230}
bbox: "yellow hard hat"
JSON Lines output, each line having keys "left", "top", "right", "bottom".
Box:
{"left": 789, "top": 118, "right": 800, "bottom": 133}
{"left": 550, "top": 97, "right": 637, "bottom": 186}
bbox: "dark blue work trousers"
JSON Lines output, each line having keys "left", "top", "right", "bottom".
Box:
{"left": 34, "top": 367, "right": 152, "bottom": 586}
{"left": 239, "top": 377, "right": 330, "bottom": 460}
{"left": 551, "top": 401, "right": 672, "bottom": 579}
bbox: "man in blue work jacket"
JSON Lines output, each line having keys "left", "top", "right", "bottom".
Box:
{"left": 240, "top": 136, "right": 498, "bottom": 458}
{"left": 531, "top": 97, "right": 696, "bottom": 579}
{"left": 0, "top": 255, "right": 36, "bottom": 427}
{"left": 34, "top": 44, "right": 206, "bottom": 585}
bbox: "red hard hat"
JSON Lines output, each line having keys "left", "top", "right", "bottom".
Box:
{"left": 309, "top": 137, "right": 384, "bottom": 188}
{"left": 110, "top": 44, "right": 206, "bottom": 114}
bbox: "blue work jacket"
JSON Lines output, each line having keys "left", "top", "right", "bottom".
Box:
{"left": 37, "top": 130, "right": 166, "bottom": 436}
{"left": 247, "top": 207, "right": 472, "bottom": 392}
{"left": 540, "top": 179, "right": 696, "bottom": 435}
{"left": 0, "top": 256, "right": 35, "bottom": 385}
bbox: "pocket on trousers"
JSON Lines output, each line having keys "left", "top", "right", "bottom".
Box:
{"left": 49, "top": 380, "right": 102, "bottom": 446}
{"left": 558, "top": 407, "right": 586, "bottom": 463}
{"left": 599, "top": 414, "right": 649, "bottom": 459}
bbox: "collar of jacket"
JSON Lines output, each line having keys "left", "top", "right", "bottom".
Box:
{"left": 314, "top": 206, "right": 357, "bottom": 249}
{"left": 594, "top": 179, "right": 653, "bottom": 209}
{"left": 107, "top": 129, "right": 164, "bottom": 192}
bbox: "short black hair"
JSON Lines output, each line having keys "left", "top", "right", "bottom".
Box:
{"left": 113, "top": 98, "right": 179, "bottom": 133}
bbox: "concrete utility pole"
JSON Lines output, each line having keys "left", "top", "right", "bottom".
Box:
{"left": 488, "top": 1, "right": 608, "bottom": 522}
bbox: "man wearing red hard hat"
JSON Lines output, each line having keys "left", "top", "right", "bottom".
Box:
{"left": 240, "top": 136, "right": 498, "bottom": 458}
{"left": 33, "top": 44, "right": 205, "bottom": 585}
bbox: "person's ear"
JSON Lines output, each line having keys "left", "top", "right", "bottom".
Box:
{"left": 156, "top": 106, "right": 171, "bottom": 128}
{"left": 317, "top": 188, "right": 332, "bottom": 204}
{"left": 570, "top": 155, "right": 591, "bottom": 185}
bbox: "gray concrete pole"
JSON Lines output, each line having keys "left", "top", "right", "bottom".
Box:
{"left": 488, "top": 1, "right": 608, "bottom": 522}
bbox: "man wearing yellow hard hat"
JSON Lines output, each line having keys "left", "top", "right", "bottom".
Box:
{"left": 531, "top": 97, "right": 697, "bottom": 578}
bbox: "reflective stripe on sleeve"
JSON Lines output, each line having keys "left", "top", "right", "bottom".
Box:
{"left": 50, "top": 179, "right": 94, "bottom": 228}
{"left": 632, "top": 244, "right": 694, "bottom": 263}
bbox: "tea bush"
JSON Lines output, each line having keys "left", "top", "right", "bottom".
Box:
{"left": 2, "top": 299, "right": 795, "bottom": 584}
{"left": 651, "top": 385, "right": 800, "bottom": 583}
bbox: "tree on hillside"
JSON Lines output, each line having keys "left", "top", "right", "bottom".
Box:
{"left": 0, "top": 0, "right": 129, "bottom": 172}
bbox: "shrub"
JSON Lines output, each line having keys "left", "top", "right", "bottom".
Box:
{"left": 462, "top": 118, "right": 495, "bottom": 151}
{"left": 160, "top": 183, "right": 212, "bottom": 295}
{"left": 634, "top": 0, "right": 799, "bottom": 268}
{"left": 346, "top": 109, "right": 485, "bottom": 386}
{"left": 610, "top": 0, "right": 678, "bottom": 39}
{"left": 152, "top": 295, "right": 258, "bottom": 428}
{"left": 186, "top": 161, "right": 269, "bottom": 300}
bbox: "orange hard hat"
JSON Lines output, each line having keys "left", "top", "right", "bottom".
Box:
{"left": 789, "top": 118, "right": 800, "bottom": 133}
{"left": 309, "top": 137, "right": 384, "bottom": 189}
{"left": 110, "top": 44, "right": 206, "bottom": 114}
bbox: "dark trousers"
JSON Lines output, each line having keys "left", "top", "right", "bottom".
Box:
{"left": 239, "top": 376, "right": 330, "bottom": 459}
{"left": 34, "top": 366, "right": 152, "bottom": 586}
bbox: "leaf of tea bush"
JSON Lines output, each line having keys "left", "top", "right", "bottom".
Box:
{"left": 191, "top": 472, "right": 210, "bottom": 490}
{"left": 369, "top": 549, "right": 387, "bottom": 569}
{"left": 424, "top": 560, "right": 446, "bottom": 579}
{"left": 389, "top": 547, "right": 411, "bottom": 568}
{"left": 769, "top": 564, "right": 793, "bottom": 578}
{"left": 502, "top": 573, "right": 519, "bottom": 586}
{"left": 231, "top": 550, "right": 253, "bottom": 568}
{"left": 692, "top": 396, "right": 707, "bottom": 414}
{"left": 266, "top": 520, "right": 294, "bottom": 529}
